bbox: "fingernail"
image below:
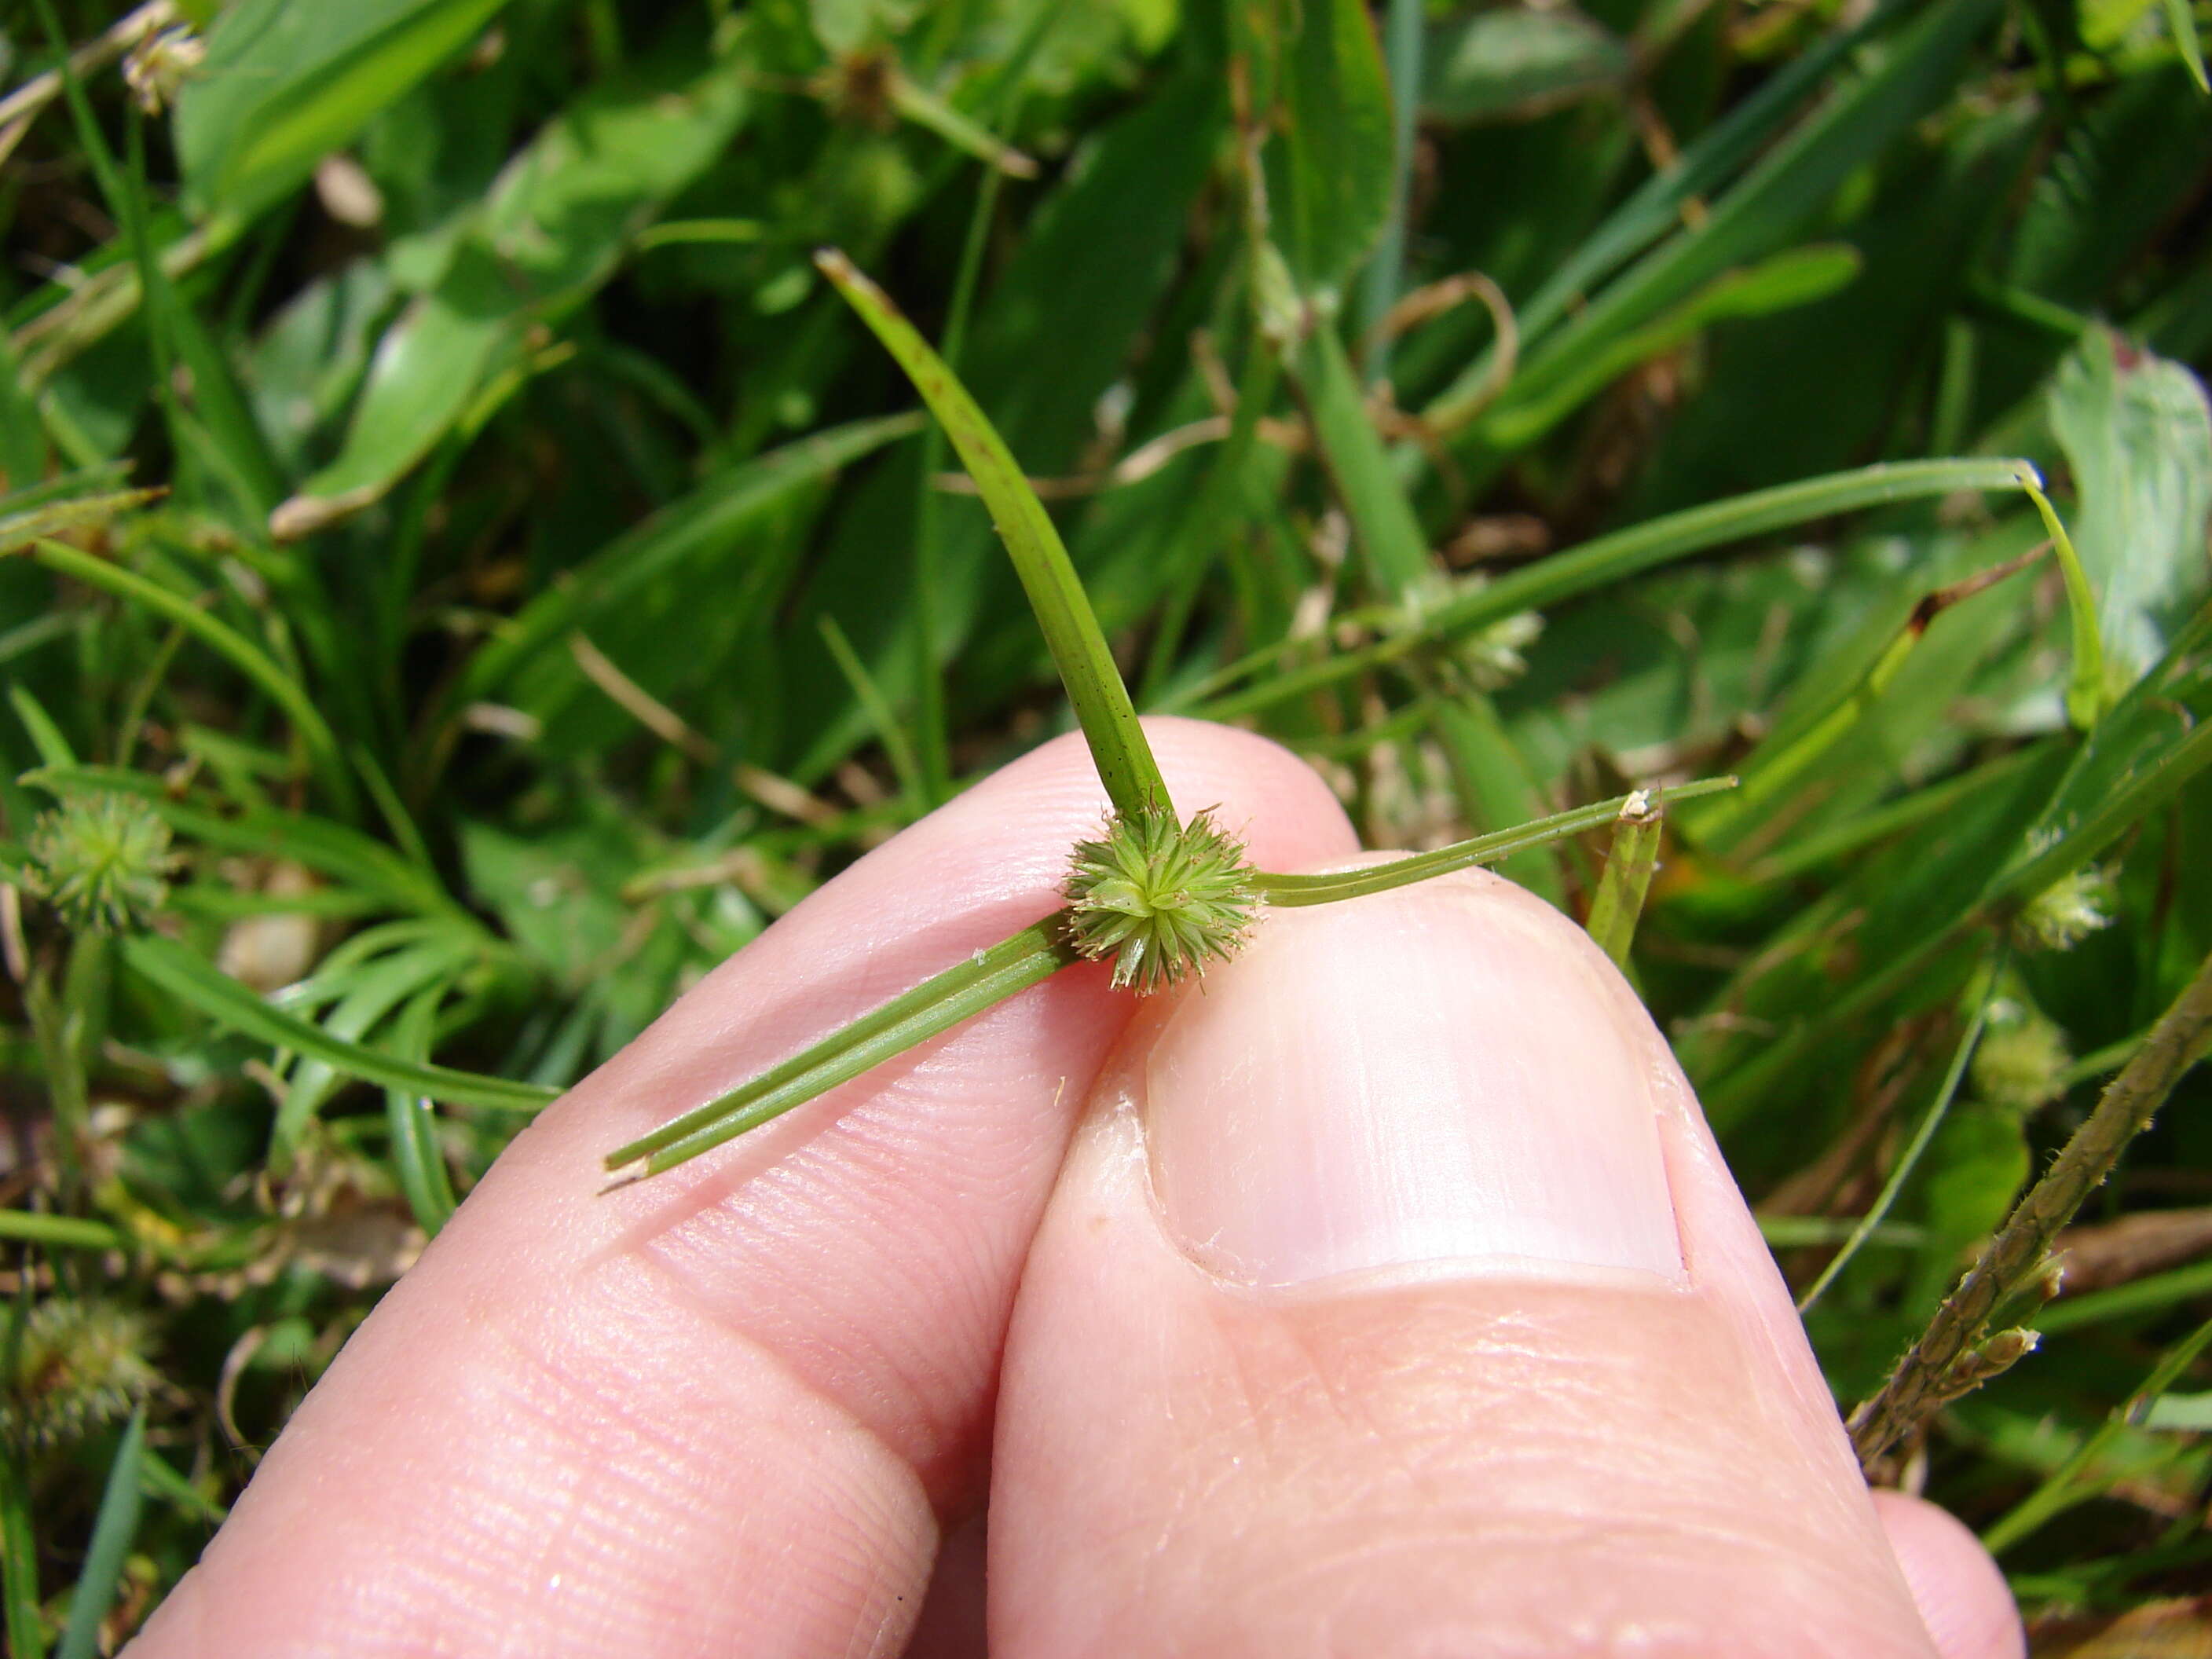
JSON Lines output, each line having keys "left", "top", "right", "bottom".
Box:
{"left": 1143, "top": 877, "right": 1681, "bottom": 1287}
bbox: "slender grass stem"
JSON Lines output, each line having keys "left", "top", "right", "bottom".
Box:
{"left": 603, "top": 918, "right": 1081, "bottom": 1181}
{"left": 1849, "top": 947, "right": 2212, "bottom": 1469}
{"left": 1584, "top": 792, "right": 1665, "bottom": 968}
{"left": 1255, "top": 778, "right": 1736, "bottom": 906}
{"left": 1796, "top": 947, "right": 2004, "bottom": 1313}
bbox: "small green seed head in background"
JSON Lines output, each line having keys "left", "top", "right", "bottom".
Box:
{"left": 1972, "top": 1000, "right": 2073, "bottom": 1115}
{"left": 26, "top": 791, "right": 181, "bottom": 935}
{"left": 2, "top": 1298, "right": 158, "bottom": 1453}
{"left": 2013, "top": 863, "right": 2117, "bottom": 954}
{"left": 1064, "top": 804, "right": 1262, "bottom": 994}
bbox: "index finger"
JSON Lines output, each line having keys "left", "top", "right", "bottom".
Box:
{"left": 127, "top": 719, "right": 1357, "bottom": 1659}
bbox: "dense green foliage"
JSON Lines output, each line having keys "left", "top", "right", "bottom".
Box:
{"left": 2, "top": 0, "right": 2211, "bottom": 1646}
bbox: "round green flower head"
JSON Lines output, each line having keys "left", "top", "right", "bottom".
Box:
{"left": 27, "top": 791, "right": 181, "bottom": 935}
{"left": 2, "top": 1298, "right": 157, "bottom": 1453}
{"left": 1064, "top": 803, "right": 1261, "bottom": 994}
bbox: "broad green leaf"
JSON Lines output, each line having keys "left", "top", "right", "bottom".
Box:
{"left": 120, "top": 934, "right": 556, "bottom": 1114}
{"left": 1258, "top": 0, "right": 1395, "bottom": 299}
{"left": 1423, "top": 6, "right": 1628, "bottom": 123}
{"left": 276, "top": 48, "right": 753, "bottom": 534}
{"left": 2047, "top": 329, "right": 2212, "bottom": 686}
{"left": 176, "top": 0, "right": 514, "bottom": 223}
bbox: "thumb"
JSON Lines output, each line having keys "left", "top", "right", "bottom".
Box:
{"left": 990, "top": 867, "right": 2023, "bottom": 1658}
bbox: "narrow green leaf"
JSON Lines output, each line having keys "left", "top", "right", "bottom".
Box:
{"left": 0, "top": 1210, "right": 122, "bottom": 1250}
{"left": 55, "top": 1407, "right": 145, "bottom": 1659}
{"left": 816, "top": 250, "right": 1169, "bottom": 819}
{"left": 0, "top": 1449, "right": 42, "bottom": 1659}
{"left": 447, "top": 414, "right": 918, "bottom": 717}
{"left": 7, "top": 685, "right": 77, "bottom": 769}
{"left": 2162, "top": 0, "right": 2210, "bottom": 94}
{"left": 2016, "top": 465, "right": 2107, "bottom": 731}
{"left": 818, "top": 617, "right": 924, "bottom": 804}
{"left": 606, "top": 917, "right": 1081, "bottom": 1179}
{"left": 384, "top": 988, "right": 457, "bottom": 1236}
{"left": 1189, "top": 457, "right": 2034, "bottom": 716}
{"left": 120, "top": 934, "right": 555, "bottom": 1113}
{"left": 1584, "top": 793, "right": 1665, "bottom": 968}
{"left": 1257, "top": 778, "right": 1735, "bottom": 906}
{"left": 1290, "top": 324, "right": 1433, "bottom": 599}
{"left": 20, "top": 542, "right": 357, "bottom": 815}
{"left": 273, "top": 940, "right": 478, "bottom": 1154}
{"left": 1796, "top": 952, "right": 2002, "bottom": 1312}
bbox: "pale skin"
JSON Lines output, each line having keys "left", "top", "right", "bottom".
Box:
{"left": 126, "top": 719, "right": 2025, "bottom": 1659}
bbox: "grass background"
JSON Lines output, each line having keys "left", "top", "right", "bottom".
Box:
{"left": 3, "top": 0, "right": 2212, "bottom": 1649}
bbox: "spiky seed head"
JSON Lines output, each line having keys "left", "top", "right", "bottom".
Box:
{"left": 2, "top": 1298, "right": 157, "bottom": 1453}
{"left": 26, "top": 792, "right": 180, "bottom": 935}
{"left": 1064, "top": 804, "right": 1261, "bottom": 994}
{"left": 2013, "top": 863, "right": 2117, "bottom": 953}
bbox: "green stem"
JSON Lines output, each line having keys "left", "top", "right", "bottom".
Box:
{"left": 1796, "top": 947, "right": 2004, "bottom": 1313}
{"left": 1584, "top": 793, "right": 1666, "bottom": 968}
{"left": 1257, "top": 778, "right": 1735, "bottom": 906}
{"left": 1849, "top": 947, "right": 2212, "bottom": 1470}
{"left": 604, "top": 917, "right": 1082, "bottom": 1180}
{"left": 816, "top": 251, "right": 1170, "bottom": 820}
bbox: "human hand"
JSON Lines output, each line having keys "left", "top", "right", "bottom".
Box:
{"left": 126, "top": 720, "right": 2023, "bottom": 1658}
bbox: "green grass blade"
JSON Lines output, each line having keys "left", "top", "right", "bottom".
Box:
{"left": 120, "top": 934, "right": 556, "bottom": 1114}
{"left": 21, "top": 541, "right": 357, "bottom": 815}
{"left": 0, "top": 1449, "right": 42, "bottom": 1659}
{"left": 605, "top": 917, "right": 1081, "bottom": 1180}
{"left": 7, "top": 686, "right": 77, "bottom": 769}
{"left": 1189, "top": 457, "right": 2033, "bottom": 716}
{"left": 1291, "top": 324, "right": 1433, "bottom": 599}
{"left": 815, "top": 250, "right": 1170, "bottom": 820}
{"left": 2163, "top": 0, "right": 2210, "bottom": 94}
{"left": 1983, "top": 1311, "right": 2212, "bottom": 1554}
{"left": 1584, "top": 793, "right": 1664, "bottom": 968}
{"left": 0, "top": 1210, "right": 122, "bottom": 1250}
{"left": 818, "top": 616, "right": 925, "bottom": 804}
{"left": 1256, "top": 778, "right": 1736, "bottom": 906}
{"left": 1796, "top": 951, "right": 2002, "bottom": 1313}
{"left": 384, "top": 988, "right": 458, "bottom": 1236}
{"left": 2016, "top": 463, "right": 2108, "bottom": 731}
{"left": 55, "top": 1406, "right": 145, "bottom": 1659}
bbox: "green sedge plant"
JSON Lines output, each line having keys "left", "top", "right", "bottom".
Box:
{"left": 601, "top": 250, "right": 1741, "bottom": 1186}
